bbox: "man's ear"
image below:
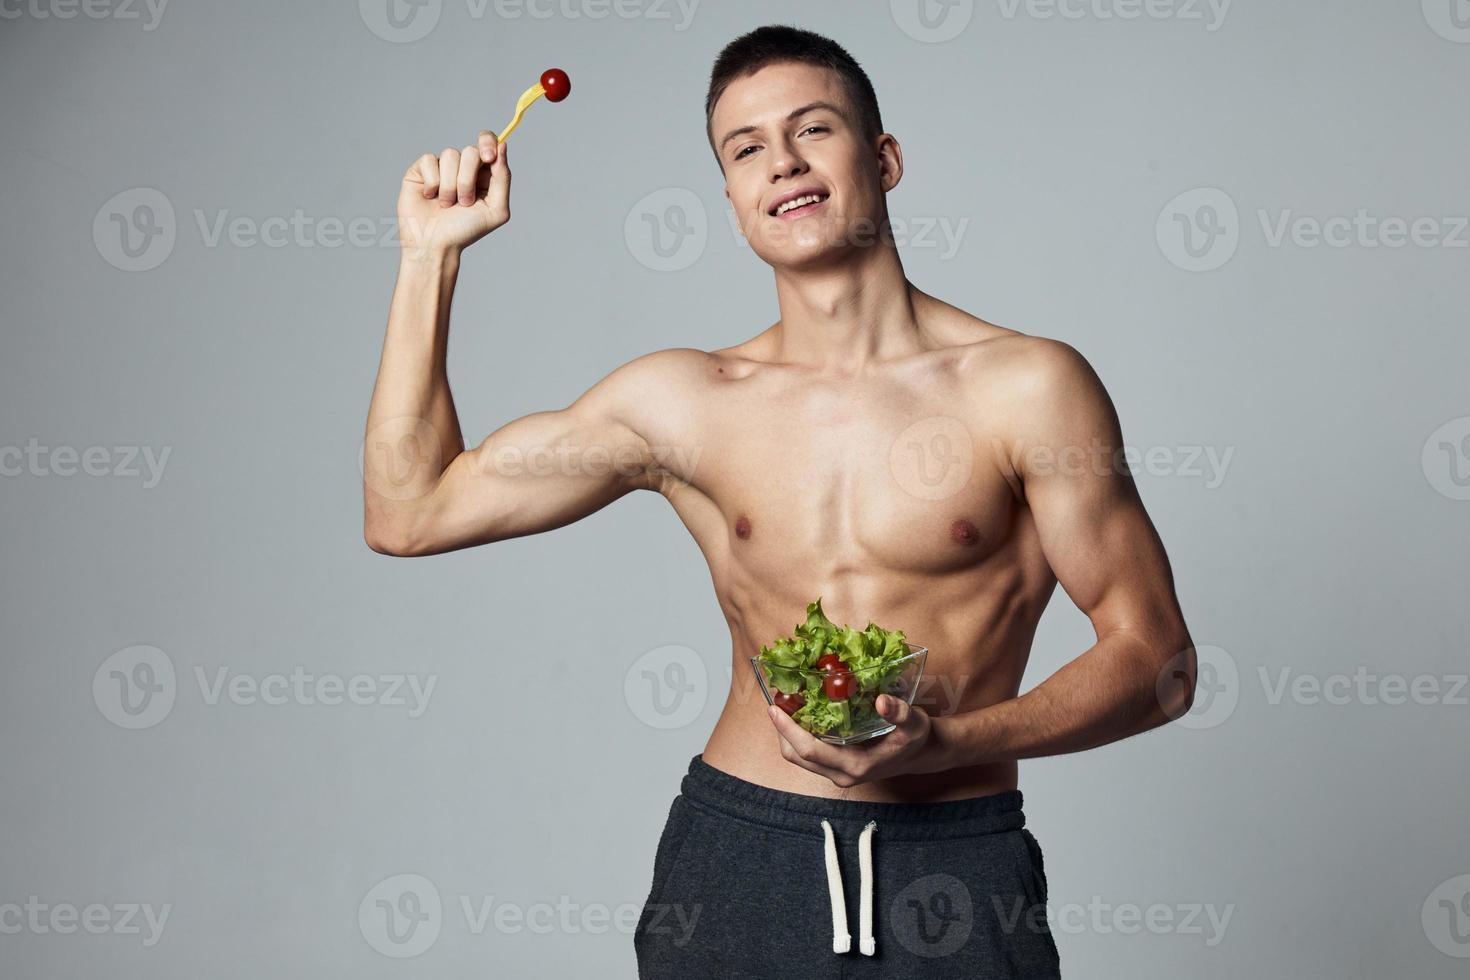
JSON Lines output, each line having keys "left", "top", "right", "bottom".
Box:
{"left": 876, "top": 134, "right": 903, "bottom": 193}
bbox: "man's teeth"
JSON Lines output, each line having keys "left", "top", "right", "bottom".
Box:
{"left": 775, "top": 194, "right": 827, "bottom": 216}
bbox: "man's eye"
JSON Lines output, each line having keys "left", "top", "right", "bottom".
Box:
{"left": 732, "top": 126, "right": 824, "bottom": 160}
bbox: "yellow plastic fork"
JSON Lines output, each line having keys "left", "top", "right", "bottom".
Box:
{"left": 494, "top": 82, "right": 547, "bottom": 145}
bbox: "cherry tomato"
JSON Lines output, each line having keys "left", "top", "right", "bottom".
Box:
{"left": 816, "top": 653, "right": 845, "bottom": 673}
{"left": 540, "top": 68, "right": 571, "bottom": 103}
{"left": 773, "top": 690, "right": 805, "bottom": 716}
{"left": 824, "top": 671, "right": 856, "bottom": 701}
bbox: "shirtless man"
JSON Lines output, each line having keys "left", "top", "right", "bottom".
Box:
{"left": 363, "top": 24, "right": 1194, "bottom": 979}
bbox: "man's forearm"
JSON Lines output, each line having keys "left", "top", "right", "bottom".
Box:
{"left": 363, "top": 248, "right": 468, "bottom": 536}
{"left": 930, "top": 629, "right": 1194, "bottom": 768}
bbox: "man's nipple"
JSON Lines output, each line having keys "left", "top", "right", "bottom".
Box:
{"left": 951, "top": 518, "right": 982, "bottom": 545}
{"left": 735, "top": 515, "right": 752, "bottom": 540}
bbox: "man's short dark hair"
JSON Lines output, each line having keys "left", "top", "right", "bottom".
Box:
{"left": 705, "top": 24, "right": 885, "bottom": 161}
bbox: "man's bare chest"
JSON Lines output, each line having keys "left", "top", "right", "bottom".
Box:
{"left": 658, "top": 374, "right": 1023, "bottom": 577}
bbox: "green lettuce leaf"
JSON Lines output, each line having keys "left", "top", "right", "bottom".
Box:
{"left": 758, "top": 598, "right": 915, "bottom": 736}
{"left": 794, "top": 692, "right": 852, "bottom": 737}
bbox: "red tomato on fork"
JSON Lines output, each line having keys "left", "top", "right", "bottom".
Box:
{"left": 539, "top": 68, "right": 570, "bottom": 102}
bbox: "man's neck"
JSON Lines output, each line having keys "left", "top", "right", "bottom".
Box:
{"left": 768, "top": 243, "right": 921, "bottom": 376}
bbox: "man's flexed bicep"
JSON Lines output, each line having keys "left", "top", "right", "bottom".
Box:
{"left": 1000, "top": 338, "right": 1195, "bottom": 727}
{"left": 364, "top": 350, "right": 680, "bottom": 557}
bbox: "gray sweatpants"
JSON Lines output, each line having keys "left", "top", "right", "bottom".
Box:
{"left": 634, "top": 753, "right": 1061, "bottom": 978}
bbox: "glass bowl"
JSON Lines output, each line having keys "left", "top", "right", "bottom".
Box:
{"left": 749, "top": 643, "right": 929, "bottom": 745}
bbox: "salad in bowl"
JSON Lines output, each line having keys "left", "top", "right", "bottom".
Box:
{"left": 751, "top": 598, "right": 928, "bottom": 744}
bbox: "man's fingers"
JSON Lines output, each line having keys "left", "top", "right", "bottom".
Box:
{"left": 456, "top": 145, "right": 480, "bottom": 205}
{"left": 412, "top": 152, "right": 440, "bottom": 199}
{"left": 768, "top": 706, "right": 844, "bottom": 768}
{"left": 880, "top": 694, "right": 910, "bottom": 724}
{"left": 773, "top": 725, "right": 851, "bottom": 783}
{"left": 485, "top": 140, "right": 511, "bottom": 214}
{"left": 436, "top": 147, "right": 461, "bottom": 207}
{"left": 477, "top": 130, "right": 499, "bottom": 164}
{"left": 407, "top": 137, "right": 496, "bottom": 200}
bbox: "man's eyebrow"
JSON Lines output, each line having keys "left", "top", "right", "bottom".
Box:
{"left": 717, "top": 101, "right": 847, "bottom": 152}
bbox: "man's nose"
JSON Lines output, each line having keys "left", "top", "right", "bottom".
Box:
{"left": 767, "top": 143, "right": 807, "bottom": 182}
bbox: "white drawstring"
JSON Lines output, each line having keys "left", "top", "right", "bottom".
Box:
{"left": 858, "top": 820, "right": 876, "bottom": 955}
{"left": 820, "top": 818, "right": 878, "bottom": 956}
{"left": 820, "top": 819, "right": 850, "bottom": 953}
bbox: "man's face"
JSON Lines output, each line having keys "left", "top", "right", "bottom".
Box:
{"left": 710, "top": 62, "right": 899, "bottom": 271}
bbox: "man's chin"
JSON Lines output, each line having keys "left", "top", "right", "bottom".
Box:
{"left": 751, "top": 229, "right": 857, "bottom": 271}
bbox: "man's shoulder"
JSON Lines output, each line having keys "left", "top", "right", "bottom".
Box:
{"left": 586, "top": 347, "right": 740, "bottom": 421}
{"left": 911, "top": 290, "right": 1088, "bottom": 382}
{"left": 932, "top": 311, "right": 1111, "bottom": 446}
{"left": 962, "top": 332, "right": 1093, "bottom": 387}
{"left": 615, "top": 341, "right": 776, "bottom": 384}
{"left": 599, "top": 346, "right": 722, "bottom": 389}
{"left": 954, "top": 332, "right": 1120, "bottom": 470}
{"left": 942, "top": 316, "right": 1096, "bottom": 402}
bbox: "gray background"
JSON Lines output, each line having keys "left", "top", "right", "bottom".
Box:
{"left": 2, "top": 0, "right": 1467, "bottom": 976}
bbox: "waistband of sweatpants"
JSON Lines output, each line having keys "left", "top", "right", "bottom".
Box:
{"left": 680, "top": 754, "right": 1026, "bottom": 841}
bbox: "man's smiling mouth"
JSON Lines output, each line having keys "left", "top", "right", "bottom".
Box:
{"left": 769, "top": 190, "right": 831, "bottom": 217}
